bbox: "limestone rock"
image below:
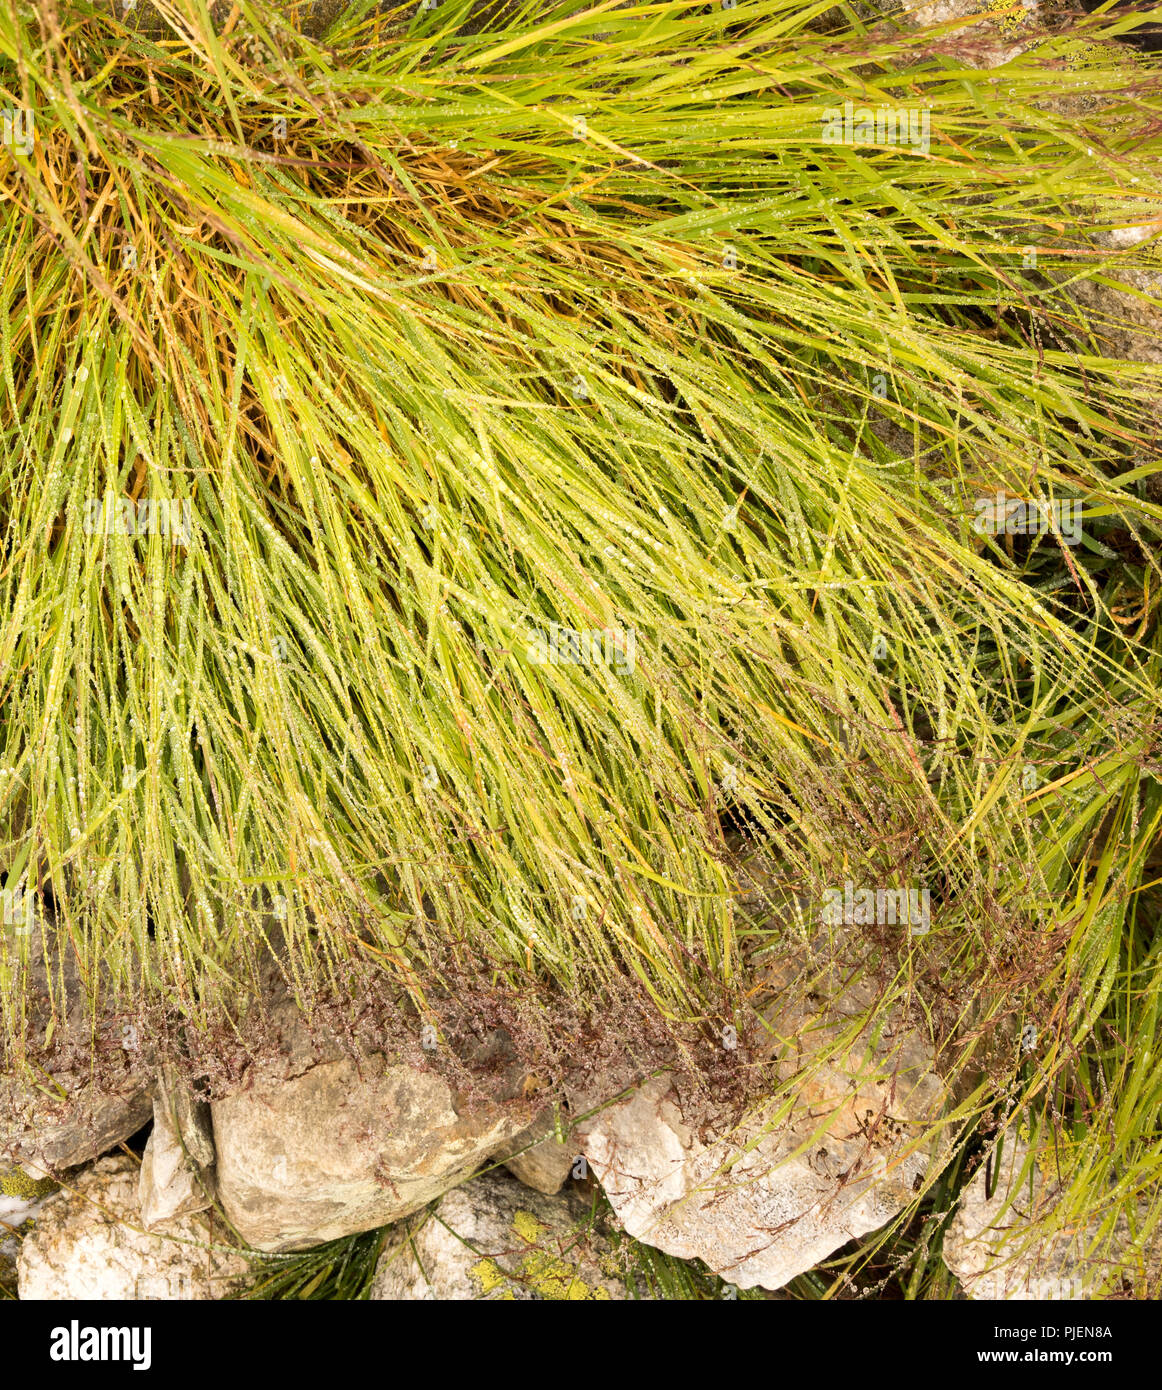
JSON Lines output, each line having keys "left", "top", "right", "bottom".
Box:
{"left": 897, "top": 0, "right": 1042, "bottom": 67}
{"left": 139, "top": 1071, "right": 216, "bottom": 1229}
{"left": 0, "top": 931, "right": 152, "bottom": 1174}
{"left": 0, "top": 1083, "right": 152, "bottom": 1175}
{"left": 498, "top": 1113, "right": 576, "bottom": 1196}
{"left": 906, "top": 0, "right": 1035, "bottom": 26}
{"left": 17, "top": 1156, "right": 247, "bottom": 1300}
{"left": 370, "top": 1169, "right": 633, "bottom": 1300}
{"left": 576, "top": 944, "right": 950, "bottom": 1291}
{"left": 1044, "top": 210, "right": 1162, "bottom": 419}
{"left": 212, "top": 1054, "right": 530, "bottom": 1251}
{"left": 943, "top": 1125, "right": 1157, "bottom": 1299}
{"left": 1067, "top": 258, "right": 1162, "bottom": 367}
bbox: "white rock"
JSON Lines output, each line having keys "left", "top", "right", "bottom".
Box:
{"left": 1104, "top": 221, "right": 1160, "bottom": 250}
{"left": 943, "top": 1126, "right": 1155, "bottom": 1299}
{"left": 370, "top": 1169, "right": 633, "bottom": 1300}
{"left": 18, "top": 1157, "right": 247, "bottom": 1300}
{"left": 139, "top": 1074, "right": 215, "bottom": 1229}
{"left": 576, "top": 951, "right": 949, "bottom": 1291}
{"left": 900, "top": 0, "right": 1041, "bottom": 67}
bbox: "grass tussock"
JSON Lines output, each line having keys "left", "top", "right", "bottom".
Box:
{"left": 1, "top": 0, "right": 1162, "bottom": 1293}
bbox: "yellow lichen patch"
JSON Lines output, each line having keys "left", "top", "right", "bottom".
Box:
{"left": 1053, "top": 35, "right": 1145, "bottom": 72}
{"left": 0, "top": 1167, "right": 58, "bottom": 1200}
{"left": 984, "top": 0, "right": 1034, "bottom": 39}
{"left": 466, "top": 1211, "right": 615, "bottom": 1299}
{"left": 519, "top": 1246, "right": 611, "bottom": 1300}
{"left": 512, "top": 1208, "right": 549, "bottom": 1245}
{"left": 469, "top": 1257, "right": 516, "bottom": 1299}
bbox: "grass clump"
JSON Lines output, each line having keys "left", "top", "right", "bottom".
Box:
{"left": 0, "top": 0, "right": 1161, "bottom": 1294}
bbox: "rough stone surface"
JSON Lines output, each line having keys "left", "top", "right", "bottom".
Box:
{"left": 943, "top": 1126, "right": 1157, "bottom": 1299}
{"left": 907, "top": 0, "right": 1035, "bottom": 25}
{"left": 498, "top": 1113, "right": 576, "bottom": 1196}
{"left": 17, "top": 1156, "right": 247, "bottom": 1300}
{"left": 139, "top": 1071, "right": 216, "bottom": 1229}
{"left": 897, "top": 0, "right": 1042, "bottom": 66}
{"left": 370, "top": 1169, "right": 633, "bottom": 1300}
{"left": 0, "top": 930, "right": 152, "bottom": 1174}
{"left": 1067, "top": 257, "right": 1162, "bottom": 367}
{"left": 0, "top": 1083, "right": 152, "bottom": 1175}
{"left": 1042, "top": 209, "right": 1162, "bottom": 431}
{"left": 212, "top": 1054, "right": 532, "bottom": 1251}
{"left": 575, "top": 941, "right": 950, "bottom": 1291}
